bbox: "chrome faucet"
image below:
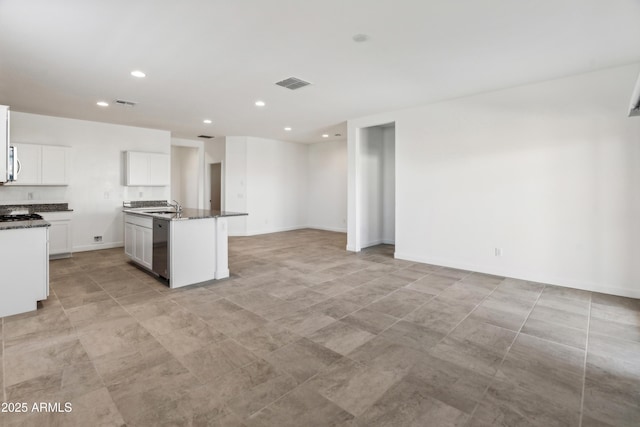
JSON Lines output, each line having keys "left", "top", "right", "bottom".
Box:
{"left": 170, "top": 200, "right": 183, "bottom": 212}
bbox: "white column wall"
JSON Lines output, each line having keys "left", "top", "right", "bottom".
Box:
{"left": 224, "top": 136, "right": 248, "bottom": 236}
{"left": 359, "top": 126, "right": 384, "bottom": 247}
{"left": 382, "top": 126, "right": 396, "bottom": 244}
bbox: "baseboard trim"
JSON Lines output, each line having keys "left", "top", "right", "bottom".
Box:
{"left": 394, "top": 251, "right": 640, "bottom": 299}
{"left": 306, "top": 225, "right": 347, "bottom": 233}
{"left": 73, "top": 241, "right": 124, "bottom": 252}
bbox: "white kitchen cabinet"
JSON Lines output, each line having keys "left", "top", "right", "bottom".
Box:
{"left": 124, "top": 222, "right": 134, "bottom": 258}
{"left": 125, "top": 151, "right": 169, "bottom": 186}
{"left": 41, "top": 146, "right": 68, "bottom": 184}
{"left": 14, "top": 143, "right": 41, "bottom": 184}
{"left": 124, "top": 213, "right": 153, "bottom": 270}
{"left": 10, "top": 143, "right": 69, "bottom": 186}
{"left": 38, "top": 211, "right": 73, "bottom": 258}
{"left": 0, "top": 226, "right": 49, "bottom": 317}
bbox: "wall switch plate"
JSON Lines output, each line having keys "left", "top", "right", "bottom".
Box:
{"left": 104, "top": 191, "right": 110, "bottom": 199}
{"left": 495, "top": 248, "right": 503, "bottom": 256}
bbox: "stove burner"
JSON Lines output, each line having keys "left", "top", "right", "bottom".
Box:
{"left": 0, "top": 213, "right": 44, "bottom": 222}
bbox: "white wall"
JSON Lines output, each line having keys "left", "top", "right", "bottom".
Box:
{"left": 348, "top": 64, "right": 640, "bottom": 298}
{"left": 171, "top": 137, "right": 205, "bottom": 209}
{"left": 171, "top": 145, "right": 199, "bottom": 209}
{"left": 224, "top": 136, "right": 248, "bottom": 235}
{"left": 4, "top": 112, "right": 170, "bottom": 251}
{"left": 307, "top": 139, "right": 348, "bottom": 232}
{"left": 245, "top": 137, "right": 308, "bottom": 235}
{"left": 223, "top": 137, "right": 311, "bottom": 236}
{"left": 382, "top": 126, "right": 395, "bottom": 243}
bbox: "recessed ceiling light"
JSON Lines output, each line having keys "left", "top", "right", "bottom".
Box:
{"left": 322, "top": 134, "right": 329, "bottom": 138}
{"left": 203, "top": 119, "right": 212, "bottom": 124}
{"left": 352, "top": 34, "right": 369, "bottom": 43}
{"left": 130, "top": 70, "right": 146, "bottom": 78}
{"left": 255, "top": 100, "right": 266, "bottom": 107}
{"left": 284, "top": 127, "right": 292, "bottom": 131}
{"left": 96, "top": 101, "right": 109, "bottom": 107}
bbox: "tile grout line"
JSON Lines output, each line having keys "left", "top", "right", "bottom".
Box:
{"left": 578, "top": 294, "right": 592, "bottom": 427}
{"left": 234, "top": 267, "right": 443, "bottom": 422}
{"left": 463, "top": 282, "right": 546, "bottom": 426}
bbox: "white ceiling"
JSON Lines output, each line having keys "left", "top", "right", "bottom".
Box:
{"left": 1, "top": 0, "right": 639, "bottom": 143}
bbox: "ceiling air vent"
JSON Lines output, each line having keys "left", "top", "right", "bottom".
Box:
{"left": 114, "top": 99, "right": 137, "bottom": 107}
{"left": 198, "top": 135, "right": 214, "bottom": 139}
{"left": 275, "top": 77, "right": 311, "bottom": 90}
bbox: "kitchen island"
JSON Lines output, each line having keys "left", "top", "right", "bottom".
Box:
{"left": 123, "top": 205, "right": 247, "bottom": 289}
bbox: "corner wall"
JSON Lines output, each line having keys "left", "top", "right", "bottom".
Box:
{"left": 348, "top": 63, "right": 640, "bottom": 298}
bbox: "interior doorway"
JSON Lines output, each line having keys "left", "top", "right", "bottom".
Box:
{"left": 210, "top": 163, "right": 222, "bottom": 211}
{"left": 358, "top": 122, "right": 395, "bottom": 249}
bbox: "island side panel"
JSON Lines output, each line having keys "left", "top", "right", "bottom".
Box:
{"left": 169, "top": 218, "right": 217, "bottom": 288}
{"left": 0, "top": 227, "right": 48, "bottom": 317}
{"left": 215, "top": 217, "right": 229, "bottom": 279}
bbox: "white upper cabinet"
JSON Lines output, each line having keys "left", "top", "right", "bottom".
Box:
{"left": 11, "top": 143, "right": 69, "bottom": 186}
{"left": 125, "top": 151, "right": 169, "bottom": 186}
{"left": 41, "top": 146, "right": 68, "bottom": 185}
{"left": 15, "top": 143, "right": 41, "bottom": 185}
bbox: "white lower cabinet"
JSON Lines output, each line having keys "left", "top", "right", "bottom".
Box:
{"left": 38, "top": 211, "right": 72, "bottom": 258}
{"left": 124, "top": 214, "right": 153, "bottom": 270}
{"left": 0, "top": 226, "right": 49, "bottom": 317}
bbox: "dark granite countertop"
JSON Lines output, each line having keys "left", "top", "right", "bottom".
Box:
{"left": 123, "top": 207, "right": 248, "bottom": 221}
{"left": 0, "top": 220, "right": 51, "bottom": 231}
{"left": 0, "top": 203, "right": 73, "bottom": 214}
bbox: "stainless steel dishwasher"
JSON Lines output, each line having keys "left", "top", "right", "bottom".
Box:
{"left": 152, "top": 218, "right": 170, "bottom": 280}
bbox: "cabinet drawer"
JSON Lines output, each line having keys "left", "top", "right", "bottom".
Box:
{"left": 124, "top": 214, "right": 153, "bottom": 228}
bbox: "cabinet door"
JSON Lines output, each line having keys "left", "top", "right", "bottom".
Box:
{"left": 42, "top": 146, "right": 68, "bottom": 185}
{"left": 141, "top": 226, "right": 153, "bottom": 269}
{"left": 48, "top": 221, "right": 71, "bottom": 255}
{"left": 134, "top": 225, "right": 145, "bottom": 264}
{"left": 148, "top": 153, "right": 170, "bottom": 186}
{"left": 124, "top": 222, "right": 135, "bottom": 258}
{"left": 14, "top": 143, "right": 41, "bottom": 185}
{"left": 126, "top": 152, "right": 149, "bottom": 186}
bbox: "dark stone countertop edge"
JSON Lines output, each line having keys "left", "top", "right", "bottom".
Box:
{"left": 0, "top": 220, "right": 51, "bottom": 230}
{"left": 123, "top": 208, "right": 248, "bottom": 221}
{"left": 0, "top": 203, "right": 72, "bottom": 213}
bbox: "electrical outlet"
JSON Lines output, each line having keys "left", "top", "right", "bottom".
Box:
{"left": 139, "top": 191, "right": 144, "bottom": 198}
{"left": 104, "top": 191, "right": 110, "bottom": 199}
{"left": 495, "top": 248, "right": 503, "bottom": 256}
{"left": 27, "top": 192, "right": 34, "bottom": 200}
{"left": 94, "top": 236, "right": 103, "bottom": 242}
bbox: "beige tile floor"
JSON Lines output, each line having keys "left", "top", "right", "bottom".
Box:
{"left": 1, "top": 229, "right": 639, "bottom": 426}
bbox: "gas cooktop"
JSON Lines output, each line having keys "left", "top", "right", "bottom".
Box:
{"left": 0, "top": 213, "right": 43, "bottom": 222}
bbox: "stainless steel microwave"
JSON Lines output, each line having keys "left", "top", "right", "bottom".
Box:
{"left": 0, "top": 105, "right": 18, "bottom": 184}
